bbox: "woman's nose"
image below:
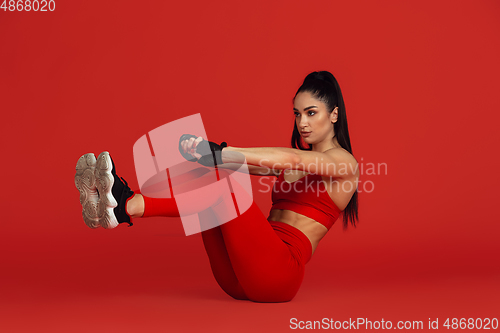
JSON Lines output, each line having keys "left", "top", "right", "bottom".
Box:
{"left": 299, "top": 117, "right": 309, "bottom": 128}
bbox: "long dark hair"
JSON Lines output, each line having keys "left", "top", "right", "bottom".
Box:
{"left": 291, "top": 71, "right": 359, "bottom": 228}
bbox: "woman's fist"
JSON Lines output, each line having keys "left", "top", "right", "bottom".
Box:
{"left": 180, "top": 135, "right": 204, "bottom": 160}
{"left": 178, "top": 134, "right": 228, "bottom": 167}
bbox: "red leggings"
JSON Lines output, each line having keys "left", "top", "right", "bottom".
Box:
{"left": 135, "top": 168, "right": 312, "bottom": 303}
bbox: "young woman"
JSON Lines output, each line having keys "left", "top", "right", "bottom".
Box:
{"left": 75, "top": 71, "right": 359, "bottom": 303}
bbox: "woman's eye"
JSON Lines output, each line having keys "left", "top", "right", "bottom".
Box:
{"left": 294, "top": 111, "right": 315, "bottom": 117}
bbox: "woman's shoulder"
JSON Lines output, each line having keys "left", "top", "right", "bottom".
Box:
{"left": 323, "top": 146, "right": 358, "bottom": 164}
{"left": 322, "top": 147, "right": 359, "bottom": 179}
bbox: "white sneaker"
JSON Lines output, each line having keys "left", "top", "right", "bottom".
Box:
{"left": 74, "top": 153, "right": 100, "bottom": 228}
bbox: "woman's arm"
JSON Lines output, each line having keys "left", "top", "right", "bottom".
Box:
{"left": 222, "top": 146, "right": 357, "bottom": 179}
{"left": 221, "top": 146, "right": 299, "bottom": 170}
{"left": 182, "top": 137, "right": 356, "bottom": 179}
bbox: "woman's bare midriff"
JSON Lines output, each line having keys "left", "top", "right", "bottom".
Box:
{"left": 267, "top": 167, "right": 355, "bottom": 256}
{"left": 267, "top": 209, "right": 328, "bottom": 255}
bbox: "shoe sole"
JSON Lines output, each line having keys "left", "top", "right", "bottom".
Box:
{"left": 95, "top": 151, "right": 119, "bottom": 229}
{"left": 75, "top": 153, "right": 100, "bottom": 229}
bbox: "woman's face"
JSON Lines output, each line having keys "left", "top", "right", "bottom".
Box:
{"left": 293, "top": 91, "right": 338, "bottom": 145}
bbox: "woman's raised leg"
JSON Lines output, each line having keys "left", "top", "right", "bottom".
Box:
{"left": 127, "top": 168, "right": 311, "bottom": 302}
{"left": 139, "top": 167, "right": 312, "bottom": 302}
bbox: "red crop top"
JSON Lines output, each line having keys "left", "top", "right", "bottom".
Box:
{"left": 270, "top": 170, "right": 342, "bottom": 230}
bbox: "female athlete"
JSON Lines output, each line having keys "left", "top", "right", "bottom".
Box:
{"left": 74, "top": 70, "right": 359, "bottom": 303}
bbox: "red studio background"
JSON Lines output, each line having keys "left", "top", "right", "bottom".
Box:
{"left": 1, "top": 1, "right": 499, "bottom": 332}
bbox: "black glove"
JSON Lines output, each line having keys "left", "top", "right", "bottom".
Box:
{"left": 179, "top": 134, "right": 227, "bottom": 167}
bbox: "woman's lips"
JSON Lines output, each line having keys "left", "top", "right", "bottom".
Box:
{"left": 301, "top": 132, "right": 311, "bottom": 137}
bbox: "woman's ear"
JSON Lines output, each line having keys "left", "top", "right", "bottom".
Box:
{"left": 331, "top": 107, "right": 339, "bottom": 123}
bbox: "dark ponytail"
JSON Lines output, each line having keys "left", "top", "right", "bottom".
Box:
{"left": 291, "top": 71, "right": 359, "bottom": 228}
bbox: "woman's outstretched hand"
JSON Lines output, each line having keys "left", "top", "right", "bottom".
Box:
{"left": 180, "top": 135, "right": 204, "bottom": 161}
{"left": 178, "top": 134, "right": 228, "bottom": 167}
